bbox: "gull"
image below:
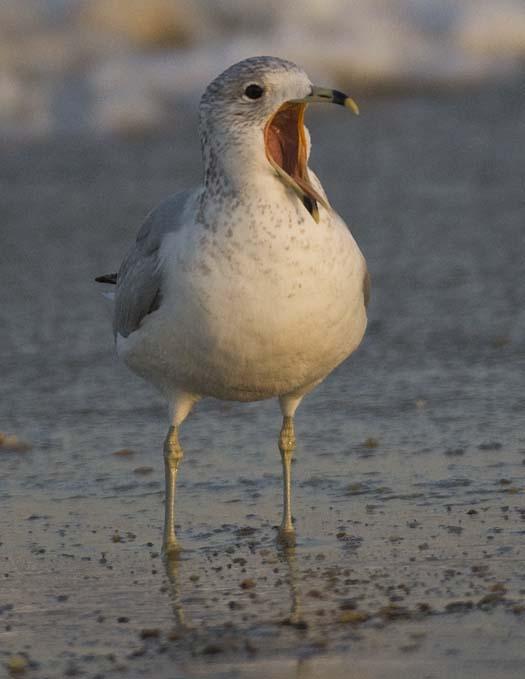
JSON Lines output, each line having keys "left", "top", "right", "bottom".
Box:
{"left": 96, "top": 56, "right": 370, "bottom": 554}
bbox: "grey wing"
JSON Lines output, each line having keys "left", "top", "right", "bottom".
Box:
{"left": 113, "top": 189, "right": 195, "bottom": 339}
{"left": 113, "top": 247, "right": 161, "bottom": 338}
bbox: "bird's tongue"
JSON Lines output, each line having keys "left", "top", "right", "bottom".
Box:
{"left": 264, "top": 103, "right": 327, "bottom": 222}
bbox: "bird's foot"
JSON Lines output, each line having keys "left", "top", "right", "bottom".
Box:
{"left": 277, "top": 526, "right": 296, "bottom": 548}
{"left": 162, "top": 535, "right": 182, "bottom": 558}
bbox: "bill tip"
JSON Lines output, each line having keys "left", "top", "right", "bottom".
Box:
{"left": 344, "top": 97, "right": 360, "bottom": 115}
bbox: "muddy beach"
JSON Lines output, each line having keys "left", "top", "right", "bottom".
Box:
{"left": 1, "top": 79, "right": 524, "bottom": 678}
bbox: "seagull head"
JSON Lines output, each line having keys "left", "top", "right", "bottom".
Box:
{"left": 199, "top": 56, "right": 358, "bottom": 222}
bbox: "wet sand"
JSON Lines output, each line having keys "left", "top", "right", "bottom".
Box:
{"left": 1, "top": 79, "right": 524, "bottom": 677}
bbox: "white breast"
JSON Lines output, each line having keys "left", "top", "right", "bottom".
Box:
{"left": 118, "top": 187, "right": 367, "bottom": 402}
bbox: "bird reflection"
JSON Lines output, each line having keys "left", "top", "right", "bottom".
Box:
{"left": 277, "top": 543, "right": 304, "bottom": 627}
{"left": 162, "top": 541, "right": 305, "bottom": 632}
{"left": 163, "top": 552, "right": 189, "bottom": 631}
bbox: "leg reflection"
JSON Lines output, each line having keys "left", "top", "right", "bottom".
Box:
{"left": 163, "top": 552, "right": 189, "bottom": 631}
{"left": 277, "top": 544, "right": 303, "bottom": 627}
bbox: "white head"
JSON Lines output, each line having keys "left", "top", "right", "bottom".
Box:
{"left": 199, "top": 56, "right": 358, "bottom": 222}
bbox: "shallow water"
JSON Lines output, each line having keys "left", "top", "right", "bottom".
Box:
{"left": 1, "top": 81, "right": 524, "bottom": 677}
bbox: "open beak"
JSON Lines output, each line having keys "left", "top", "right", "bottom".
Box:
{"left": 264, "top": 86, "right": 359, "bottom": 223}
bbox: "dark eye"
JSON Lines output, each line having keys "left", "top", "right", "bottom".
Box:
{"left": 244, "top": 84, "right": 264, "bottom": 100}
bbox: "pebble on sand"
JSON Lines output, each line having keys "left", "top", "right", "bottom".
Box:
{"left": 339, "top": 610, "right": 370, "bottom": 624}
{"left": 0, "top": 433, "right": 32, "bottom": 452}
{"left": 7, "top": 655, "right": 28, "bottom": 675}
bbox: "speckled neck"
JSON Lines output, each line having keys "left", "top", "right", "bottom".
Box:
{"left": 197, "top": 116, "right": 272, "bottom": 229}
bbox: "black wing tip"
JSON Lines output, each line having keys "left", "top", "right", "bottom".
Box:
{"left": 95, "top": 273, "right": 118, "bottom": 284}
{"left": 363, "top": 269, "right": 371, "bottom": 308}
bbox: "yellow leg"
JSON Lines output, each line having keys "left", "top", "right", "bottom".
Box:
{"left": 278, "top": 415, "right": 296, "bottom": 544}
{"left": 163, "top": 425, "right": 183, "bottom": 555}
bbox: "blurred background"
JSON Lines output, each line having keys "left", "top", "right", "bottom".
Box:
{"left": 1, "top": 0, "right": 525, "bottom": 137}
